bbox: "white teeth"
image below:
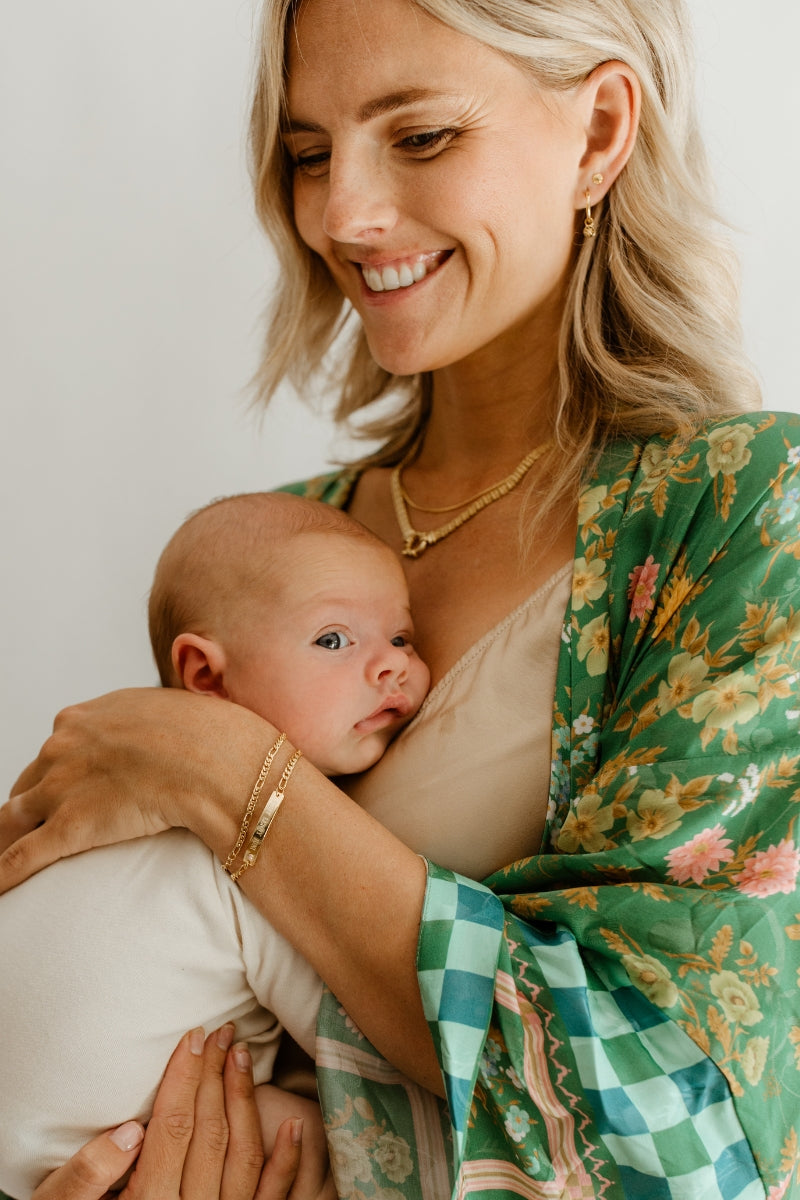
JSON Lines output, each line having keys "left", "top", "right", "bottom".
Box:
{"left": 361, "top": 255, "right": 441, "bottom": 293}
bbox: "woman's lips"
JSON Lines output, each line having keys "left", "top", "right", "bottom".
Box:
{"left": 358, "top": 250, "right": 450, "bottom": 293}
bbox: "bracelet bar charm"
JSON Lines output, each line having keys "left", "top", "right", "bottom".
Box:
{"left": 241, "top": 788, "right": 285, "bottom": 867}
{"left": 227, "top": 747, "right": 302, "bottom": 883}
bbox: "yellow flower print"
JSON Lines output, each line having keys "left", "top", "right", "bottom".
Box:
{"left": 626, "top": 789, "right": 685, "bottom": 842}
{"left": 556, "top": 791, "right": 614, "bottom": 852}
{"left": 326, "top": 1129, "right": 373, "bottom": 1192}
{"left": 577, "top": 485, "right": 607, "bottom": 527}
{"left": 691, "top": 669, "right": 760, "bottom": 731}
{"left": 741, "top": 1036, "right": 770, "bottom": 1086}
{"left": 576, "top": 614, "right": 610, "bottom": 677}
{"left": 572, "top": 556, "right": 608, "bottom": 611}
{"left": 762, "top": 611, "right": 800, "bottom": 647}
{"left": 706, "top": 424, "right": 755, "bottom": 477}
{"left": 638, "top": 443, "right": 671, "bottom": 491}
{"left": 641, "top": 442, "right": 669, "bottom": 472}
{"left": 657, "top": 651, "right": 710, "bottom": 714}
{"left": 622, "top": 953, "right": 678, "bottom": 1008}
{"left": 709, "top": 970, "right": 763, "bottom": 1027}
{"left": 373, "top": 1133, "right": 414, "bottom": 1184}
{"left": 790, "top": 1027, "right": 800, "bottom": 1069}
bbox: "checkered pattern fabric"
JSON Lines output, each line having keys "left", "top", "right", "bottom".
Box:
{"left": 419, "top": 864, "right": 764, "bottom": 1200}
{"left": 418, "top": 870, "right": 506, "bottom": 1151}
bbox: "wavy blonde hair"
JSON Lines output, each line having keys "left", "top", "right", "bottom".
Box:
{"left": 248, "top": 0, "right": 761, "bottom": 487}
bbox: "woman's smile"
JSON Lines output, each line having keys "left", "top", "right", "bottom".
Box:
{"left": 357, "top": 250, "right": 451, "bottom": 294}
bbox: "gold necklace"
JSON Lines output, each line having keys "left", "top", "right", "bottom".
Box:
{"left": 399, "top": 474, "right": 512, "bottom": 514}
{"left": 390, "top": 440, "right": 552, "bottom": 558}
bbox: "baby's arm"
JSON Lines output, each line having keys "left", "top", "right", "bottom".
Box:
{"left": 254, "top": 1085, "right": 336, "bottom": 1200}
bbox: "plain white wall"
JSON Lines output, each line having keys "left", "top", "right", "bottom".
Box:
{"left": 2, "top": 0, "right": 799, "bottom": 792}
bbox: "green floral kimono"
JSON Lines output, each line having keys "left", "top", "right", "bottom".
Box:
{"left": 289, "top": 411, "right": 800, "bottom": 1200}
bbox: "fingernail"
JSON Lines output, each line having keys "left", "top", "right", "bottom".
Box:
{"left": 232, "top": 1042, "right": 251, "bottom": 1073}
{"left": 216, "top": 1022, "right": 235, "bottom": 1050}
{"left": 291, "top": 1118, "right": 304, "bottom": 1146}
{"left": 189, "top": 1027, "right": 205, "bottom": 1056}
{"left": 109, "top": 1121, "right": 145, "bottom": 1152}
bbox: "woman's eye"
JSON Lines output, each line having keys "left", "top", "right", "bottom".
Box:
{"left": 291, "top": 150, "right": 330, "bottom": 177}
{"left": 399, "top": 128, "right": 457, "bottom": 156}
{"left": 315, "top": 631, "right": 351, "bottom": 650}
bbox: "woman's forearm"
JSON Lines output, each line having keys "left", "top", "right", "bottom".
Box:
{"left": 185, "top": 738, "right": 442, "bottom": 1095}
{"left": 2, "top": 690, "right": 442, "bottom": 1094}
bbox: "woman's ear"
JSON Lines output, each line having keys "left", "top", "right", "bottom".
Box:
{"left": 171, "top": 633, "right": 229, "bottom": 698}
{"left": 575, "top": 60, "right": 641, "bottom": 204}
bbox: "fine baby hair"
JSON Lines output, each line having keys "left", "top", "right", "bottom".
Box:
{"left": 148, "top": 490, "right": 388, "bottom": 687}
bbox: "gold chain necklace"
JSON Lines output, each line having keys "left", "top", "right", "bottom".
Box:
{"left": 390, "top": 440, "right": 552, "bottom": 558}
{"left": 399, "top": 474, "right": 513, "bottom": 515}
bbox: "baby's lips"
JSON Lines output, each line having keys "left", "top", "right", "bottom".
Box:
{"left": 355, "top": 693, "right": 413, "bottom": 733}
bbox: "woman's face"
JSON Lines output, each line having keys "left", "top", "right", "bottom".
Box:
{"left": 284, "top": 0, "right": 591, "bottom": 379}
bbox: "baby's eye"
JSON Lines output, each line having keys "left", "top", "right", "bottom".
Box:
{"left": 315, "top": 631, "right": 351, "bottom": 650}
{"left": 391, "top": 635, "right": 409, "bottom": 648}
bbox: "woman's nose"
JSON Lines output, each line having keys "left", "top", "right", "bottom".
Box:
{"left": 322, "top": 152, "right": 398, "bottom": 243}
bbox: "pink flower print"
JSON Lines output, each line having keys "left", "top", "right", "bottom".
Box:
{"left": 627, "top": 556, "right": 660, "bottom": 621}
{"left": 666, "top": 824, "right": 735, "bottom": 885}
{"left": 735, "top": 838, "right": 800, "bottom": 898}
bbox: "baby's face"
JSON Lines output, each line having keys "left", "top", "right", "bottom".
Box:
{"left": 219, "top": 532, "right": 430, "bottom": 776}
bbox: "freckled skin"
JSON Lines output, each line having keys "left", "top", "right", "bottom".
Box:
{"left": 285, "top": 0, "right": 589, "bottom": 380}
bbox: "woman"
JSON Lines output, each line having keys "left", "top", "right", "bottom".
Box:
{"left": 3, "top": 0, "right": 799, "bottom": 1196}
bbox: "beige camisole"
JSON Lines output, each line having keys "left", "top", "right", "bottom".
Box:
{"left": 343, "top": 562, "right": 572, "bottom": 880}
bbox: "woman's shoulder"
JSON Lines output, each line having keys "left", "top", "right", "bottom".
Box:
{"left": 275, "top": 466, "right": 361, "bottom": 509}
{"left": 577, "top": 410, "right": 800, "bottom": 588}
{"left": 651, "top": 409, "right": 799, "bottom": 465}
{"left": 595, "top": 409, "right": 797, "bottom": 474}
{"left": 592, "top": 410, "right": 800, "bottom": 511}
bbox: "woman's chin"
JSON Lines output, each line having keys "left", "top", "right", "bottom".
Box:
{"left": 364, "top": 337, "right": 451, "bottom": 381}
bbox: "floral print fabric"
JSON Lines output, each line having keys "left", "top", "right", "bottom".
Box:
{"left": 301, "top": 412, "right": 800, "bottom": 1198}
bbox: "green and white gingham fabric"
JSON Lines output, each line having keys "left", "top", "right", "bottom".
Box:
{"left": 419, "top": 864, "right": 764, "bottom": 1200}
{"left": 418, "top": 870, "right": 506, "bottom": 1137}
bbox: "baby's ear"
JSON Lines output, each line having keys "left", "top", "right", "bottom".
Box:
{"left": 172, "top": 634, "right": 229, "bottom": 698}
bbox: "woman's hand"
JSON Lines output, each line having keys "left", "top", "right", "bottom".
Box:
{"left": 2, "top": 690, "right": 440, "bottom": 1093}
{"left": 29, "top": 1026, "right": 308, "bottom": 1200}
{"left": 0, "top": 688, "right": 271, "bottom": 894}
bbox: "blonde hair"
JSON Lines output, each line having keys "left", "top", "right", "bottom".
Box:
{"left": 148, "top": 492, "right": 379, "bottom": 686}
{"left": 248, "top": 0, "right": 761, "bottom": 505}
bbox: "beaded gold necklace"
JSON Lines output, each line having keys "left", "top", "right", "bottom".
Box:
{"left": 390, "top": 440, "right": 552, "bottom": 558}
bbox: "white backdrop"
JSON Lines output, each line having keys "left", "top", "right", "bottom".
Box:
{"left": 2, "top": 1, "right": 799, "bottom": 792}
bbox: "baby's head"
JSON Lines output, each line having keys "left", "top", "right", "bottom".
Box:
{"left": 149, "top": 492, "right": 429, "bottom": 776}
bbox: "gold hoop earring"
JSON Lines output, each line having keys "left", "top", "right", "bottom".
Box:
{"left": 583, "top": 175, "right": 605, "bottom": 238}
{"left": 583, "top": 190, "right": 596, "bottom": 238}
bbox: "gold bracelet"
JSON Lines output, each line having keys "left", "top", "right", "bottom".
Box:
{"left": 223, "top": 732, "right": 287, "bottom": 875}
{"left": 229, "top": 748, "right": 302, "bottom": 883}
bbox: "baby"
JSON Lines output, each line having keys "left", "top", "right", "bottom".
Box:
{"left": 0, "top": 492, "right": 429, "bottom": 1200}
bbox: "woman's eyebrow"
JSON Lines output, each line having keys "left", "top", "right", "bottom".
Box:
{"left": 283, "top": 87, "right": 449, "bottom": 135}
